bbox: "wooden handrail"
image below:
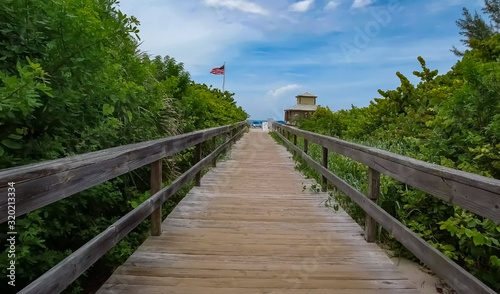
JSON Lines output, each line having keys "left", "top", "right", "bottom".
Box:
{"left": 274, "top": 123, "right": 498, "bottom": 294}
{"left": 276, "top": 124, "right": 500, "bottom": 224}
{"left": 0, "top": 122, "right": 246, "bottom": 223}
{"left": 0, "top": 122, "right": 246, "bottom": 294}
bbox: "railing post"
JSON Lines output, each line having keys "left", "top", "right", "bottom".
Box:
{"left": 365, "top": 168, "right": 380, "bottom": 242}
{"left": 212, "top": 136, "right": 217, "bottom": 167}
{"left": 150, "top": 159, "right": 162, "bottom": 236}
{"left": 293, "top": 134, "right": 297, "bottom": 156}
{"left": 322, "top": 147, "right": 328, "bottom": 192}
{"left": 304, "top": 139, "right": 308, "bottom": 154}
{"left": 195, "top": 143, "right": 202, "bottom": 186}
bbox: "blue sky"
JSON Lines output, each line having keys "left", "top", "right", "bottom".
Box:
{"left": 117, "top": 0, "right": 484, "bottom": 120}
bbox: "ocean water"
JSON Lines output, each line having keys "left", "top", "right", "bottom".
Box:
{"left": 247, "top": 120, "right": 285, "bottom": 125}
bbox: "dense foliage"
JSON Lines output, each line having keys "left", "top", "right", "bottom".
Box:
{"left": 291, "top": 1, "right": 500, "bottom": 290}
{"left": 0, "top": 0, "right": 247, "bottom": 293}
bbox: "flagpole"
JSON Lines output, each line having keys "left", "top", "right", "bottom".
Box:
{"left": 222, "top": 62, "right": 226, "bottom": 92}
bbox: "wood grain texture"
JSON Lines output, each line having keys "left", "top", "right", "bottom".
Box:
{"left": 322, "top": 146, "right": 328, "bottom": 192}
{"left": 150, "top": 160, "right": 163, "bottom": 236}
{"left": 275, "top": 130, "right": 496, "bottom": 294}
{"left": 365, "top": 168, "right": 380, "bottom": 243}
{"left": 0, "top": 122, "right": 246, "bottom": 223}
{"left": 17, "top": 127, "right": 247, "bottom": 294}
{"left": 97, "top": 129, "right": 418, "bottom": 294}
{"left": 194, "top": 143, "right": 202, "bottom": 186}
{"left": 275, "top": 124, "right": 500, "bottom": 224}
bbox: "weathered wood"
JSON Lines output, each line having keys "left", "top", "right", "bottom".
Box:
{"left": 0, "top": 122, "right": 246, "bottom": 223}
{"left": 293, "top": 134, "right": 297, "bottom": 156}
{"left": 150, "top": 160, "right": 163, "bottom": 236}
{"left": 304, "top": 139, "right": 309, "bottom": 154}
{"left": 212, "top": 137, "right": 217, "bottom": 167}
{"left": 275, "top": 130, "right": 496, "bottom": 294}
{"left": 275, "top": 124, "right": 500, "bottom": 224}
{"left": 322, "top": 146, "right": 328, "bottom": 192}
{"left": 365, "top": 168, "right": 380, "bottom": 243}
{"left": 97, "top": 129, "right": 418, "bottom": 294}
{"left": 19, "top": 126, "right": 247, "bottom": 294}
{"left": 195, "top": 143, "right": 202, "bottom": 186}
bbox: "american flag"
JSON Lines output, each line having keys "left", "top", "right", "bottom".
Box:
{"left": 210, "top": 64, "right": 225, "bottom": 75}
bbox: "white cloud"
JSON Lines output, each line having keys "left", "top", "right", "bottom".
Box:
{"left": 267, "top": 84, "right": 302, "bottom": 97}
{"left": 325, "top": 0, "right": 341, "bottom": 10}
{"left": 351, "top": 0, "right": 373, "bottom": 9}
{"left": 116, "top": 1, "right": 263, "bottom": 75}
{"left": 289, "top": 0, "right": 315, "bottom": 12}
{"left": 204, "top": 0, "right": 269, "bottom": 15}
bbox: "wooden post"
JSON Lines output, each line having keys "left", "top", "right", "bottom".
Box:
{"left": 365, "top": 168, "right": 381, "bottom": 242}
{"left": 212, "top": 136, "right": 217, "bottom": 167}
{"left": 150, "top": 159, "right": 162, "bottom": 236}
{"left": 304, "top": 139, "right": 309, "bottom": 154}
{"left": 195, "top": 143, "right": 202, "bottom": 186}
{"left": 322, "top": 147, "right": 328, "bottom": 192}
{"left": 293, "top": 134, "right": 297, "bottom": 156}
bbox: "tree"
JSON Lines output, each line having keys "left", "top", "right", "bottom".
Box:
{"left": 452, "top": 7, "right": 494, "bottom": 56}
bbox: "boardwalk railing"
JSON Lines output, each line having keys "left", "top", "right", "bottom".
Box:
{"left": 0, "top": 121, "right": 247, "bottom": 294}
{"left": 274, "top": 123, "right": 499, "bottom": 294}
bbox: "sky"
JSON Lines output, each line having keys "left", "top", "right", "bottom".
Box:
{"left": 117, "top": 0, "right": 484, "bottom": 120}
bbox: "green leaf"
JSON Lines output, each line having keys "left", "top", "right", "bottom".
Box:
{"left": 490, "top": 255, "right": 500, "bottom": 267}
{"left": 465, "top": 229, "right": 474, "bottom": 237}
{"left": 2, "top": 139, "right": 21, "bottom": 149}
{"left": 467, "top": 220, "right": 477, "bottom": 228}
{"left": 441, "top": 244, "right": 455, "bottom": 251}
{"left": 0, "top": 146, "right": 4, "bottom": 156}
{"left": 8, "top": 134, "right": 22, "bottom": 140}
{"left": 473, "top": 233, "right": 485, "bottom": 246}
{"left": 103, "top": 104, "right": 114, "bottom": 115}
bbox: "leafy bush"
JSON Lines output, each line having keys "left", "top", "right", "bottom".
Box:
{"left": 0, "top": 1, "right": 247, "bottom": 293}
{"left": 287, "top": 5, "right": 500, "bottom": 289}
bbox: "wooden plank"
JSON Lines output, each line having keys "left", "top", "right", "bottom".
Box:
{"left": 102, "top": 275, "right": 417, "bottom": 289}
{"left": 18, "top": 127, "right": 247, "bottom": 294}
{"left": 275, "top": 124, "right": 500, "bottom": 224}
{"left": 0, "top": 122, "right": 246, "bottom": 223}
{"left": 98, "top": 285, "right": 422, "bottom": 294}
{"left": 113, "top": 266, "right": 409, "bottom": 280}
{"left": 365, "top": 168, "right": 380, "bottom": 243}
{"left": 275, "top": 130, "right": 496, "bottom": 294}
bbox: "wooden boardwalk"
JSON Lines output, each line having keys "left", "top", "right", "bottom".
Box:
{"left": 97, "top": 130, "right": 420, "bottom": 294}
